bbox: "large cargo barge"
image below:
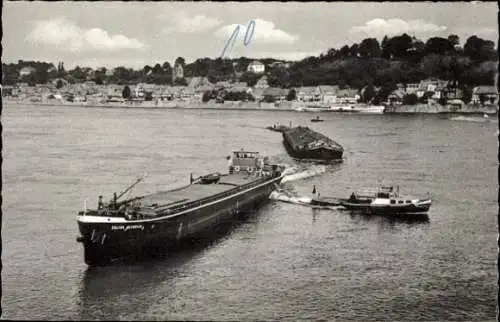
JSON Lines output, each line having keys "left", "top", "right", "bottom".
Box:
{"left": 282, "top": 126, "right": 344, "bottom": 162}
{"left": 76, "top": 150, "right": 285, "bottom": 266}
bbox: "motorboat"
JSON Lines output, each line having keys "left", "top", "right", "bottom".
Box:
{"left": 310, "top": 116, "right": 324, "bottom": 122}
{"left": 340, "top": 185, "right": 432, "bottom": 216}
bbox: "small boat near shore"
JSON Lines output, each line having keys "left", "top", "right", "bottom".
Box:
{"left": 340, "top": 185, "right": 432, "bottom": 216}
{"left": 266, "top": 124, "right": 291, "bottom": 133}
{"left": 311, "top": 116, "right": 324, "bottom": 122}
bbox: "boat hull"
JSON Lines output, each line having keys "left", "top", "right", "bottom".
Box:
{"left": 266, "top": 125, "right": 291, "bottom": 133}
{"left": 341, "top": 199, "right": 431, "bottom": 215}
{"left": 281, "top": 126, "right": 344, "bottom": 162}
{"left": 78, "top": 175, "right": 283, "bottom": 266}
{"left": 351, "top": 105, "right": 386, "bottom": 114}
{"left": 310, "top": 197, "right": 342, "bottom": 206}
{"left": 283, "top": 139, "right": 343, "bottom": 161}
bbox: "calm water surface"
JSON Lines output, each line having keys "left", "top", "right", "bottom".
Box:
{"left": 2, "top": 104, "right": 497, "bottom": 321}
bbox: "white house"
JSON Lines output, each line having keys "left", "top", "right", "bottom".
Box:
{"left": 471, "top": 86, "right": 498, "bottom": 105}
{"left": 247, "top": 61, "right": 265, "bottom": 74}
{"left": 318, "top": 85, "right": 339, "bottom": 104}
{"left": 296, "top": 86, "right": 321, "bottom": 102}
{"left": 254, "top": 75, "right": 270, "bottom": 89}
{"left": 19, "top": 67, "right": 36, "bottom": 77}
{"left": 336, "top": 88, "right": 360, "bottom": 104}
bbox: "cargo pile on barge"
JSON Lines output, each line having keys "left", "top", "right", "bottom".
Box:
{"left": 282, "top": 126, "right": 344, "bottom": 162}
{"left": 76, "top": 150, "right": 285, "bottom": 266}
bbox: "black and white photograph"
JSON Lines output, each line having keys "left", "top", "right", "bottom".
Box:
{"left": 1, "top": 1, "right": 498, "bottom": 320}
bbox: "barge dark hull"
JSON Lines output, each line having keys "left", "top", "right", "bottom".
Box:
{"left": 281, "top": 126, "right": 343, "bottom": 162}
{"left": 282, "top": 138, "right": 343, "bottom": 161}
{"left": 78, "top": 175, "right": 282, "bottom": 266}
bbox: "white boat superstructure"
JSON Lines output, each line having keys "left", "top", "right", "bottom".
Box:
{"left": 341, "top": 185, "right": 432, "bottom": 215}
{"left": 329, "top": 104, "right": 356, "bottom": 112}
{"left": 352, "top": 105, "right": 385, "bottom": 114}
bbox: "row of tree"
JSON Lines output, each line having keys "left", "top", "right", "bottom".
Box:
{"left": 2, "top": 34, "right": 497, "bottom": 89}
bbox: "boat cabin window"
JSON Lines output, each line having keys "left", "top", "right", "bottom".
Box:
{"left": 233, "top": 152, "right": 258, "bottom": 159}
{"left": 377, "top": 192, "right": 390, "bottom": 198}
{"left": 390, "top": 199, "right": 396, "bottom": 204}
{"left": 398, "top": 200, "right": 404, "bottom": 204}
{"left": 405, "top": 200, "right": 411, "bottom": 203}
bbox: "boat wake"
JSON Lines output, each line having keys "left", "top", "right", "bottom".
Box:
{"left": 449, "top": 115, "right": 498, "bottom": 123}
{"left": 281, "top": 164, "right": 328, "bottom": 183}
{"left": 269, "top": 190, "right": 312, "bottom": 205}
{"left": 269, "top": 190, "right": 342, "bottom": 210}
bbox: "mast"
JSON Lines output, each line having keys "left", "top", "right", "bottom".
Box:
{"left": 116, "top": 175, "right": 146, "bottom": 201}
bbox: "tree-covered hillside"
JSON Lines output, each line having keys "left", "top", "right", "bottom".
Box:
{"left": 2, "top": 33, "right": 497, "bottom": 89}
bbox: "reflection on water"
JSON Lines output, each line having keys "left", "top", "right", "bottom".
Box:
{"left": 346, "top": 211, "right": 430, "bottom": 227}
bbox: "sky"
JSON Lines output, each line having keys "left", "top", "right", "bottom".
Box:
{"left": 2, "top": 1, "right": 498, "bottom": 69}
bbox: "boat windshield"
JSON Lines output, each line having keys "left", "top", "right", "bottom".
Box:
{"left": 233, "top": 151, "right": 259, "bottom": 158}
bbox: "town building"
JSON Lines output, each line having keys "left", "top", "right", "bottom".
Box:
{"left": 318, "top": 85, "right": 339, "bottom": 104}
{"left": 251, "top": 88, "right": 265, "bottom": 101}
{"left": 441, "top": 84, "right": 463, "bottom": 101}
{"left": 405, "top": 83, "right": 420, "bottom": 95}
{"left": 416, "top": 79, "right": 448, "bottom": 99}
{"left": 262, "top": 87, "right": 287, "bottom": 102}
{"left": 19, "top": 67, "right": 36, "bottom": 77}
{"left": 247, "top": 61, "right": 265, "bottom": 74}
{"left": 229, "top": 82, "right": 250, "bottom": 93}
{"left": 172, "top": 62, "right": 184, "bottom": 81}
{"left": 387, "top": 89, "right": 405, "bottom": 105}
{"left": 336, "top": 88, "right": 360, "bottom": 104}
{"left": 471, "top": 86, "right": 498, "bottom": 105}
{"left": 268, "top": 61, "right": 291, "bottom": 69}
{"left": 296, "top": 86, "right": 321, "bottom": 102}
{"left": 254, "top": 75, "right": 270, "bottom": 89}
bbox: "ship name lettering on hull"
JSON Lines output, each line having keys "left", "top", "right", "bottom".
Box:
{"left": 111, "top": 225, "right": 145, "bottom": 231}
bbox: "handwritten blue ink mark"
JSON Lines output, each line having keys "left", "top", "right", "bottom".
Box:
{"left": 221, "top": 20, "right": 255, "bottom": 58}
{"left": 243, "top": 20, "right": 255, "bottom": 46}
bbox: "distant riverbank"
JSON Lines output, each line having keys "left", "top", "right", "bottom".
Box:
{"left": 4, "top": 98, "right": 497, "bottom": 115}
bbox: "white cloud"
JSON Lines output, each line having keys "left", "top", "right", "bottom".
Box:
{"left": 253, "top": 51, "right": 322, "bottom": 61}
{"left": 26, "top": 17, "right": 146, "bottom": 52}
{"left": 350, "top": 18, "right": 447, "bottom": 37}
{"left": 161, "top": 12, "right": 222, "bottom": 33}
{"left": 214, "top": 19, "right": 298, "bottom": 44}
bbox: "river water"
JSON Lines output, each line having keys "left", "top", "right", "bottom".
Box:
{"left": 2, "top": 104, "right": 498, "bottom": 321}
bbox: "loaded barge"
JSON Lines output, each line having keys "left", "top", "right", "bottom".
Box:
{"left": 76, "top": 150, "right": 285, "bottom": 266}
{"left": 282, "top": 126, "right": 344, "bottom": 162}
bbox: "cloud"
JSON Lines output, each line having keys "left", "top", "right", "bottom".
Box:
{"left": 26, "top": 17, "right": 146, "bottom": 52}
{"left": 161, "top": 13, "right": 222, "bottom": 33}
{"left": 253, "top": 50, "right": 322, "bottom": 61}
{"left": 214, "top": 19, "right": 298, "bottom": 44}
{"left": 350, "top": 18, "right": 447, "bottom": 37}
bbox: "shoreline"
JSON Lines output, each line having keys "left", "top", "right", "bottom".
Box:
{"left": 3, "top": 99, "right": 497, "bottom": 115}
